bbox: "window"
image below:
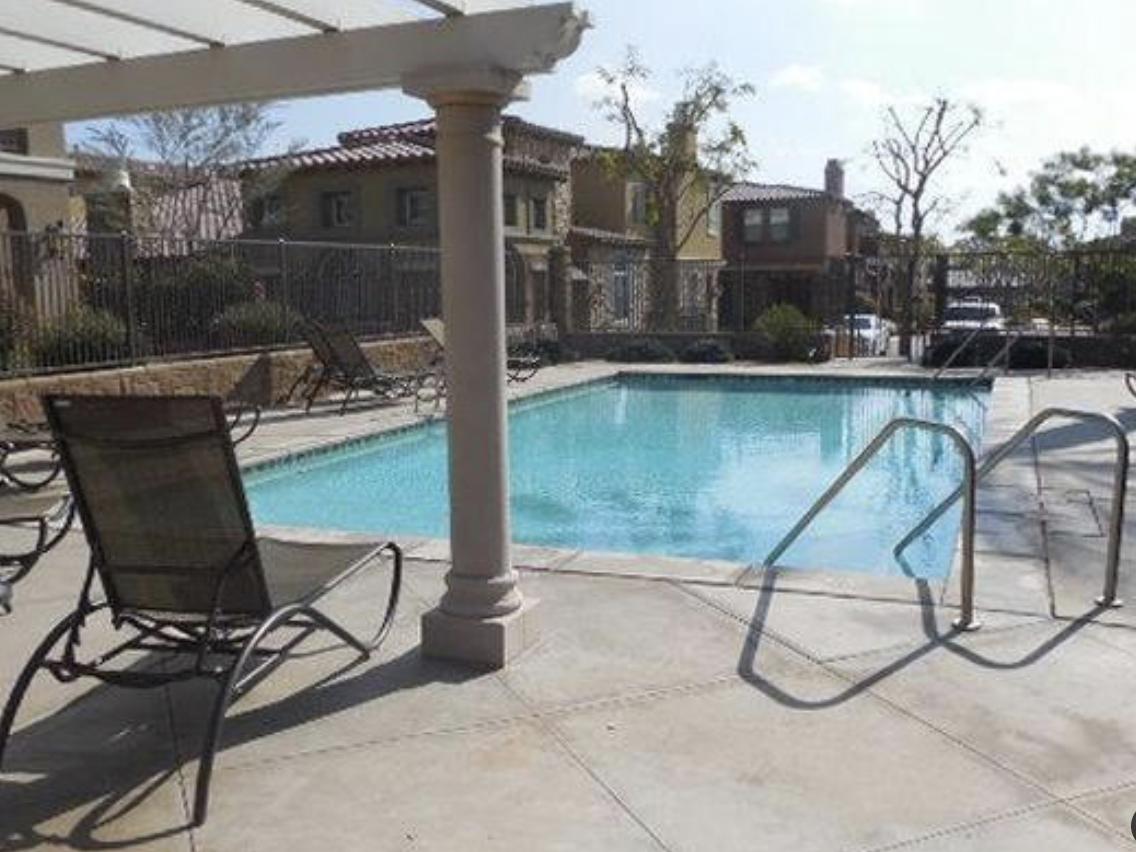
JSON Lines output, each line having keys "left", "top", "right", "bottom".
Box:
{"left": 0, "top": 129, "right": 28, "bottom": 155}
{"left": 743, "top": 208, "right": 763, "bottom": 243}
{"left": 707, "top": 191, "right": 722, "bottom": 237}
{"left": 396, "top": 187, "right": 430, "bottom": 228}
{"left": 629, "top": 182, "right": 648, "bottom": 225}
{"left": 250, "top": 194, "right": 283, "bottom": 228}
{"left": 503, "top": 193, "right": 518, "bottom": 228}
{"left": 612, "top": 262, "right": 631, "bottom": 321}
{"left": 320, "top": 191, "right": 353, "bottom": 228}
{"left": 531, "top": 196, "right": 548, "bottom": 232}
{"left": 768, "top": 207, "right": 792, "bottom": 243}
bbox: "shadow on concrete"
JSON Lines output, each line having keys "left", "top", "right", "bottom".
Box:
{"left": 736, "top": 568, "right": 1109, "bottom": 711}
{"left": 0, "top": 641, "right": 479, "bottom": 849}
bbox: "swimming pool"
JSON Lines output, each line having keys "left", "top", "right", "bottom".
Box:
{"left": 246, "top": 375, "right": 989, "bottom": 578}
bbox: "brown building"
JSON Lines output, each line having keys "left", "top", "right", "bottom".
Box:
{"left": 242, "top": 116, "right": 582, "bottom": 325}
{"left": 0, "top": 124, "right": 74, "bottom": 232}
{"left": 719, "top": 160, "right": 879, "bottom": 325}
{"left": 568, "top": 145, "right": 724, "bottom": 331}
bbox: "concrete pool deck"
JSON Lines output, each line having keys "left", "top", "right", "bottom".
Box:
{"left": 2, "top": 361, "right": 1136, "bottom": 850}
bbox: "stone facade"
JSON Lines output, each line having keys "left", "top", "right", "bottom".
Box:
{"left": 0, "top": 336, "right": 435, "bottom": 423}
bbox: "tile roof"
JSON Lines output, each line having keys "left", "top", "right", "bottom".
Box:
{"left": 243, "top": 114, "right": 579, "bottom": 177}
{"left": 722, "top": 183, "right": 831, "bottom": 203}
{"left": 568, "top": 226, "right": 652, "bottom": 246}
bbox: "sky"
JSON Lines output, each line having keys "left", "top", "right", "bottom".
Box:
{"left": 66, "top": 0, "right": 1136, "bottom": 236}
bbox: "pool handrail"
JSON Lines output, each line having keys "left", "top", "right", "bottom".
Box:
{"left": 761, "top": 417, "right": 980, "bottom": 630}
{"left": 894, "top": 407, "right": 1129, "bottom": 608}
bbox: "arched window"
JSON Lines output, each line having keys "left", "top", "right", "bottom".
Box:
{"left": 0, "top": 194, "right": 28, "bottom": 232}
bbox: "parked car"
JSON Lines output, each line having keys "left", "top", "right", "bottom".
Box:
{"left": 942, "top": 299, "right": 1005, "bottom": 332}
{"left": 836, "top": 314, "right": 890, "bottom": 356}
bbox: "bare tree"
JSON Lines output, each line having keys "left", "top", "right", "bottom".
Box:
{"left": 595, "top": 48, "right": 755, "bottom": 327}
{"left": 870, "top": 97, "right": 982, "bottom": 355}
{"left": 80, "top": 104, "right": 289, "bottom": 240}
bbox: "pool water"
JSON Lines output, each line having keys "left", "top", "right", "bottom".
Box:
{"left": 246, "top": 375, "right": 988, "bottom": 578}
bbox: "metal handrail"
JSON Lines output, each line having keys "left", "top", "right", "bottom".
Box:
{"left": 967, "top": 331, "right": 1021, "bottom": 387}
{"left": 762, "top": 417, "right": 980, "bottom": 630}
{"left": 933, "top": 325, "right": 988, "bottom": 379}
{"left": 894, "top": 408, "right": 1129, "bottom": 607}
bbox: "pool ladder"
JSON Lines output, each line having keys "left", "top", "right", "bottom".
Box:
{"left": 761, "top": 409, "right": 1130, "bottom": 630}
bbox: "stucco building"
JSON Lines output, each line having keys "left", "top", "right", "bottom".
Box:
{"left": 242, "top": 115, "right": 582, "bottom": 325}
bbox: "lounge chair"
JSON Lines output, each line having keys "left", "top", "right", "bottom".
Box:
{"left": 420, "top": 317, "right": 542, "bottom": 383}
{"left": 298, "top": 319, "right": 424, "bottom": 414}
{"left": 0, "top": 421, "right": 62, "bottom": 491}
{"left": 0, "top": 395, "right": 403, "bottom": 825}
{"left": 0, "top": 489, "right": 75, "bottom": 614}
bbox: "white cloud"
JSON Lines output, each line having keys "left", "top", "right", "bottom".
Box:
{"left": 838, "top": 78, "right": 888, "bottom": 107}
{"left": 769, "top": 64, "right": 825, "bottom": 93}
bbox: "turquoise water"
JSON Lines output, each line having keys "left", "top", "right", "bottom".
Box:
{"left": 246, "top": 375, "right": 988, "bottom": 578}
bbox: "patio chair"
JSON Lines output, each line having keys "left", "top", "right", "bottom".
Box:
{"left": 419, "top": 317, "right": 542, "bottom": 383}
{"left": 297, "top": 319, "right": 423, "bottom": 414}
{"left": 0, "top": 489, "right": 75, "bottom": 614}
{"left": 0, "top": 395, "right": 403, "bottom": 825}
{"left": 0, "top": 421, "right": 63, "bottom": 491}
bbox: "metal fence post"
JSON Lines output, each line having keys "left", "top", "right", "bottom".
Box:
{"left": 277, "top": 237, "right": 289, "bottom": 345}
{"left": 120, "top": 231, "right": 138, "bottom": 364}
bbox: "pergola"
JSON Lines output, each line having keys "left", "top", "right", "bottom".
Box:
{"left": 0, "top": 0, "right": 591, "bottom": 667}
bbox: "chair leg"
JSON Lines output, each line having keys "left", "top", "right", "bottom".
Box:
{"left": 192, "top": 606, "right": 301, "bottom": 826}
{"left": 0, "top": 610, "right": 82, "bottom": 769}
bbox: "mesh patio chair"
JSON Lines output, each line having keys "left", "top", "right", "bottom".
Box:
{"left": 0, "top": 421, "right": 63, "bottom": 491}
{"left": 0, "top": 489, "right": 75, "bottom": 614}
{"left": 420, "top": 317, "right": 542, "bottom": 384}
{"left": 297, "top": 319, "right": 423, "bottom": 414}
{"left": 0, "top": 395, "right": 402, "bottom": 825}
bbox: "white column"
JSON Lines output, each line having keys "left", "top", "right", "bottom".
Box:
{"left": 404, "top": 67, "right": 538, "bottom": 667}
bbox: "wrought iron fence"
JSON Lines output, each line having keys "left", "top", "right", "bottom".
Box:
{"left": 0, "top": 230, "right": 530, "bottom": 376}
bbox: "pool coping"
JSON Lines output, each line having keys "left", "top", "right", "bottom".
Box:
{"left": 247, "top": 365, "right": 1026, "bottom": 617}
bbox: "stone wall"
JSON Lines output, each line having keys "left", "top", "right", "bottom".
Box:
{"left": 0, "top": 335, "right": 435, "bottom": 423}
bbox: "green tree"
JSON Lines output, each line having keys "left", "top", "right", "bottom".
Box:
{"left": 594, "top": 48, "right": 755, "bottom": 327}
{"left": 963, "top": 148, "right": 1136, "bottom": 249}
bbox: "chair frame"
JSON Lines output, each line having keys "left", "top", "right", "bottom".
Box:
{"left": 0, "top": 495, "right": 76, "bottom": 614}
{"left": 298, "top": 320, "right": 419, "bottom": 414}
{"left": 420, "top": 317, "right": 542, "bottom": 385}
{"left": 0, "top": 395, "right": 403, "bottom": 825}
{"left": 0, "top": 424, "right": 63, "bottom": 491}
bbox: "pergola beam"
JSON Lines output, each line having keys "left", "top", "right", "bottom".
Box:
{"left": 0, "top": 4, "right": 586, "bottom": 125}
{"left": 233, "top": 0, "right": 340, "bottom": 33}
{"left": 47, "top": 0, "right": 225, "bottom": 49}
{"left": 0, "top": 24, "right": 119, "bottom": 62}
{"left": 412, "top": 0, "right": 468, "bottom": 16}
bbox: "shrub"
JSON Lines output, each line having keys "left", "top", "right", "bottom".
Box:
{"left": 604, "top": 338, "right": 677, "bottom": 363}
{"left": 680, "top": 338, "right": 733, "bottom": 364}
{"left": 753, "top": 304, "right": 819, "bottom": 362}
{"left": 211, "top": 300, "right": 299, "bottom": 348}
{"left": 0, "top": 291, "right": 29, "bottom": 372}
{"left": 1110, "top": 313, "right": 1136, "bottom": 336}
{"left": 32, "top": 307, "right": 129, "bottom": 369}
{"left": 85, "top": 252, "right": 258, "bottom": 354}
{"left": 1008, "top": 339, "right": 1072, "bottom": 370}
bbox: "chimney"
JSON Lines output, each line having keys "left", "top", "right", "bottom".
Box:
{"left": 825, "top": 159, "right": 844, "bottom": 199}
{"left": 667, "top": 120, "right": 699, "bottom": 161}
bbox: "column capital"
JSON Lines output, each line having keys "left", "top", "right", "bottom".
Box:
{"left": 402, "top": 64, "right": 530, "bottom": 108}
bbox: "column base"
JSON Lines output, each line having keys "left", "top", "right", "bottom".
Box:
{"left": 421, "top": 598, "right": 539, "bottom": 668}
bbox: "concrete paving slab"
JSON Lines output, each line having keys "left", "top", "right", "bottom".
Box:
{"left": 555, "top": 549, "right": 746, "bottom": 585}
{"left": 1047, "top": 534, "right": 1135, "bottom": 626}
{"left": 498, "top": 572, "right": 749, "bottom": 710}
{"left": 832, "top": 621, "right": 1136, "bottom": 798}
{"left": 684, "top": 583, "right": 1041, "bottom": 663}
{"left": 943, "top": 551, "right": 1050, "bottom": 616}
{"left": 551, "top": 676, "right": 1048, "bottom": 852}
{"left": 974, "top": 510, "right": 1045, "bottom": 558}
{"left": 864, "top": 803, "right": 1132, "bottom": 851}
{"left": 193, "top": 722, "right": 663, "bottom": 852}
{"left": 1067, "top": 785, "right": 1136, "bottom": 846}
